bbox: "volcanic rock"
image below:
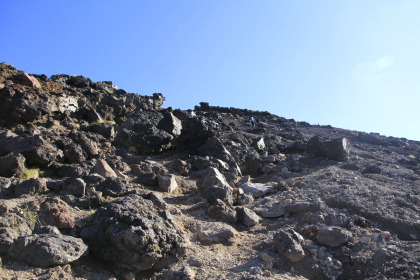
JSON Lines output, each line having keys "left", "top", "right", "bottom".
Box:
{"left": 7, "top": 234, "right": 88, "bottom": 266}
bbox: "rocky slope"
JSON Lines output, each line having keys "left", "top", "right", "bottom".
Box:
{"left": 0, "top": 62, "right": 419, "bottom": 280}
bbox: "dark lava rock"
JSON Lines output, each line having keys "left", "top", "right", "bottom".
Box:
{"left": 307, "top": 136, "right": 350, "bottom": 161}
{"left": 157, "top": 111, "right": 182, "bottom": 136}
{"left": 80, "top": 194, "right": 185, "bottom": 274}
{"left": 207, "top": 199, "right": 237, "bottom": 224}
{"left": 197, "top": 167, "right": 234, "bottom": 205}
{"left": 316, "top": 226, "right": 352, "bottom": 247}
{"left": 8, "top": 233, "right": 88, "bottom": 266}
{"left": 0, "top": 153, "right": 25, "bottom": 178}
{"left": 273, "top": 229, "right": 306, "bottom": 262}
{"left": 176, "top": 117, "right": 218, "bottom": 152}
{"left": 0, "top": 213, "right": 35, "bottom": 254}
{"left": 199, "top": 136, "right": 236, "bottom": 166}
{"left": 362, "top": 164, "right": 382, "bottom": 174}
{"left": 95, "top": 177, "right": 128, "bottom": 197}
{"left": 15, "top": 178, "right": 48, "bottom": 197}
{"left": 63, "top": 143, "right": 85, "bottom": 164}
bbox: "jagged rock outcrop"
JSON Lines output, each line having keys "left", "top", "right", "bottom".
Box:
{"left": 80, "top": 194, "right": 186, "bottom": 274}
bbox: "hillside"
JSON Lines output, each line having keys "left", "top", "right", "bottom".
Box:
{"left": 0, "top": 63, "right": 419, "bottom": 280}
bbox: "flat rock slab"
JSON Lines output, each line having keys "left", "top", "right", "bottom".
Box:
{"left": 239, "top": 182, "right": 271, "bottom": 198}
{"left": 196, "top": 222, "right": 237, "bottom": 245}
{"left": 8, "top": 234, "right": 88, "bottom": 266}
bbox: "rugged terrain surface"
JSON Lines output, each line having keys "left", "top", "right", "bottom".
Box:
{"left": 0, "top": 62, "right": 419, "bottom": 280}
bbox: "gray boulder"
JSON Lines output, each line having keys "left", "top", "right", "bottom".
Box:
{"left": 158, "top": 111, "right": 182, "bottom": 136}
{"left": 77, "top": 133, "right": 99, "bottom": 157}
{"left": 80, "top": 194, "right": 185, "bottom": 274}
{"left": 8, "top": 234, "right": 88, "bottom": 266}
{"left": 236, "top": 207, "right": 260, "bottom": 227}
{"left": 316, "top": 226, "right": 352, "bottom": 247}
{"left": 197, "top": 167, "right": 234, "bottom": 205}
{"left": 253, "top": 199, "right": 286, "bottom": 218}
{"left": 273, "top": 229, "right": 306, "bottom": 263}
{"left": 0, "top": 213, "right": 35, "bottom": 254}
{"left": 199, "top": 136, "right": 236, "bottom": 167}
{"left": 307, "top": 136, "right": 350, "bottom": 161}
{"left": 22, "top": 141, "right": 64, "bottom": 168}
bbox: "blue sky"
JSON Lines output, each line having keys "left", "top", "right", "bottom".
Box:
{"left": 1, "top": 1, "right": 419, "bottom": 140}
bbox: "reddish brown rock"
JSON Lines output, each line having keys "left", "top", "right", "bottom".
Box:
{"left": 39, "top": 197, "right": 75, "bottom": 229}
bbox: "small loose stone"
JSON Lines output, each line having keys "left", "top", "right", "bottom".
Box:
{"left": 381, "top": 231, "right": 391, "bottom": 239}
{"left": 284, "top": 199, "right": 292, "bottom": 206}
{"left": 387, "top": 245, "right": 397, "bottom": 251}
{"left": 263, "top": 261, "right": 273, "bottom": 270}
{"left": 360, "top": 236, "right": 371, "bottom": 244}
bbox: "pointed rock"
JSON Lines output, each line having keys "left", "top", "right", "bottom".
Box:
{"left": 93, "top": 159, "right": 116, "bottom": 178}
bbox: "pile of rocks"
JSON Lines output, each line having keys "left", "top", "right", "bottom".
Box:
{"left": 0, "top": 63, "right": 419, "bottom": 280}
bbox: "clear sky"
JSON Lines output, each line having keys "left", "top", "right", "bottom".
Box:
{"left": 1, "top": 1, "right": 419, "bottom": 141}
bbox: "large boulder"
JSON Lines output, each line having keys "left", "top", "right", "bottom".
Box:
{"left": 0, "top": 88, "right": 52, "bottom": 127}
{"left": 0, "top": 213, "right": 35, "bottom": 254}
{"left": 0, "top": 153, "right": 25, "bottom": 178}
{"left": 38, "top": 197, "right": 75, "bottom": 229}
{"left": 116, "top": 127, "right": 174, "bottom": 155}
{"left": 15, "top": 178, "right": 48, "bottom": 197}
{"left": 80, "top": 194, "right": 185, "bottom": 274}
{"left": 22, "top": 142, "right": 63, "bottom": 167}
{"left": 77, "top": 133, "right": 99, "bottom": 157}
{"left": 197, "top": 167, "right": 234, "bottom": 205}
{"left": 63, "top": 143, "right": 85, "bottom": 163}
{"left": 306, "top": 136, "right": 350, "bottom": 162}
{"left": 158, "top": 111, "right": 182, "bottom": 136}
{"left": 12, "top": 72, "right": 41, "bottom": 88}
{"left": 8, "top": 233, "right": 88, "bottom": 266}
{"left": 95, "top": 177, "right": 129, "bottom": 197}
{"left": 176, "top": 117, "right": 218, "bottom": 152}
{"left": 199, "top": 137, "right": 236, "bottom": 166}
{"left": 0, "top": 133, "right": 63, "bottom": 167}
